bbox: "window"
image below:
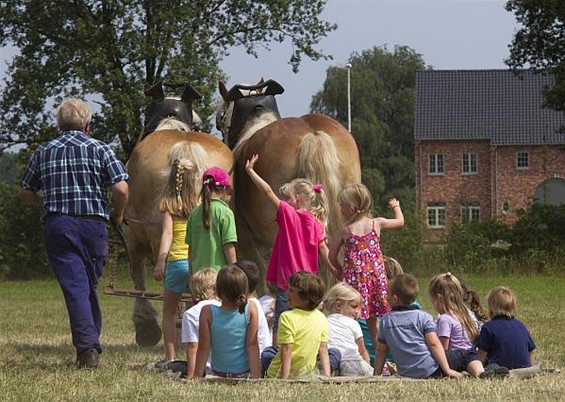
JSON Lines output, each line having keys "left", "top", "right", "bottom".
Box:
{"left": 427, "top": 203, "right": 446, "bottom": 228}
{"left": 429, "top": 154, "right": 444, "bottom": 175}
{"left": 516, "top": 152, "right": 529, "bottom": 169}
{"left": 460, "top": 203, "right": 480, "bottom": 223}
{"left": 462, "top": 153, "right": 478, "bottom": 174}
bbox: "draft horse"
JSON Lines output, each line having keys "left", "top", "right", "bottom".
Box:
{"left": 216, "top": 79, "right": 361, "bottom": 294}
{"left": 122, "top": 82, "right": 233, "bottom": 346}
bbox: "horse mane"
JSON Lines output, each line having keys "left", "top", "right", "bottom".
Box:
{"left": 232, "top": 111, "right": 279, "bottom": 161}
{"left": 155, "top": 117, "right": 191, "bottom": 132}
{"left": 297, "top": 131, "right": 343, "bottom": 238}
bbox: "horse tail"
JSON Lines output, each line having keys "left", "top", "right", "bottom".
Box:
{"left": 296, "top": 131, "right": 343, "bottom": 239}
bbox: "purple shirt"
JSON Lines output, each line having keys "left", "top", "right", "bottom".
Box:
{"left": 436, "top": 312, "right": 478, "bottom": 351}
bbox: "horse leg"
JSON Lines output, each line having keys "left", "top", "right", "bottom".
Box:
{"left": 129, "top": 242, "right": 162, "bottom": 347}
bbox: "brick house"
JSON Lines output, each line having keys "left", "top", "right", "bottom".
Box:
{"left": 414, "top": 70, "right": 565, "bottom": 241}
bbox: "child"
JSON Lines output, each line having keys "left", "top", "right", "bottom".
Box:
{"left": 258, "top": 282, "right": 276, "bottom": 336}
{"left": 193, "top": 265, "right": 261, "bottom": 378}
{"left": 235, "top": 259, "right": 273, "bottom": 354}
{"left": 374, "top": 274, "right": 490, "bottom": 379}
{"left": 323, "top": 283, "right": 373, "bottom": 376}
{"left": 181, "top": 268, "right": 221, "bottom": 378}
{"left": 153, "top": 142, "right": 203, "bottom": 367}
{"left": 261, "top": 272, "right": 333, "bottom": 378}
{"left": 476, "top": 286, "right": 536, "bottom": 370}
{"left": 460, "top": 278, "right": 488, "bottom": 323}
{"left": 245, "top": 154, "right": 335, "bottom": 341}
{"left": 428, "top": 272, "right": 481, "bottom": 351}
{"left": 329, "top": 183, "right": 404, "bottom": 353}
{"left": 186, "top": 166, "right": 237, "bottom": 272}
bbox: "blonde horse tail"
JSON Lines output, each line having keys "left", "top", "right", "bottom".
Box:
{"left": 296, "top": 131, "right": 343, "bottom": 240}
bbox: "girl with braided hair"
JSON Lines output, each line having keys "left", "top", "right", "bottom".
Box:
{"left": 153, "top": 142, "right": 205, "bottom": 368}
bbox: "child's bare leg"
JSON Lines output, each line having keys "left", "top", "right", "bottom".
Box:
{"left": 162, "top": 289, "right": 182, "bottom": 360}
{"left": 467, "top": 360, "right": 485, "bottom": 377}
{"left": 367, "top": 316, "right": 378, "bottom": 351}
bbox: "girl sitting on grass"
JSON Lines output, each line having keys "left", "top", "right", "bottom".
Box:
{"left": 193, "top": 265, "right": 261, "bottom": 378}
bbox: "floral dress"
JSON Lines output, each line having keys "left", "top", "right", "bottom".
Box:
{"left": 342, "top": 222, "right": 391, "bottom": 319}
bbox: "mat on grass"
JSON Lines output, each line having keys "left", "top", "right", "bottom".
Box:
{"left": 151, "top": 361, "right": 558, "bottom": 383}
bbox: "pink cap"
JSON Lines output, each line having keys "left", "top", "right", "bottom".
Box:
{"left": 203, "top": 166, "right": 232, "bottom": 188}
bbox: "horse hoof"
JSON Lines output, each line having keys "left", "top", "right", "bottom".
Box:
{"left": 135, "top": 321, "right": 162, "bottom": 347}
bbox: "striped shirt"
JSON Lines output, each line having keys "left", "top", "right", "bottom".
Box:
{"left": 20, "top": 130, "right": 128, "bottom": 220}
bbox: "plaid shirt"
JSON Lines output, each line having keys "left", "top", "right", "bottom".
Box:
{"left": 20, "top": 130, "right": 128, "bottom": 220}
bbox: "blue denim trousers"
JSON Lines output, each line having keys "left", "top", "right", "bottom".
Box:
{"left": 43, "top": 214, "right": 108, "bottom": 354}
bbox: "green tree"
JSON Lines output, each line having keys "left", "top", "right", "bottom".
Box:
{"left": 505, "top": 0, "right": 565, "bottom": 111}
{"left": 0, "top": 0, "right": 335, "bottom": 157}
{"left": 310, "top": 45, "right": 426, "bottom": 207}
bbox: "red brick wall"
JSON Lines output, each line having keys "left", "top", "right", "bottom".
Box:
{"left": 415, "top": 141, "right": 565, "bottom": 241}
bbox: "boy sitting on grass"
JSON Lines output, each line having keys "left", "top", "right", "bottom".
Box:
{"left": 181, "top": 268, "right": 220, "bottom": 378}
{"left": 374, "top": 274, "right": 505, "bottom": 379}
{"left": 261, "top": 271, "right": 338, "bottom": 378}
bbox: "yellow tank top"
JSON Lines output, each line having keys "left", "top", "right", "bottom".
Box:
{"left": 168, "top": 219, "right": 189, "bottom": 261}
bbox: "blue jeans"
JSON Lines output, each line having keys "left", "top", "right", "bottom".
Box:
{"left": 44, "top": 215, "right": 108, "bottom": 354}
{"left": 273, "top": 288, "right": 290, "bottom": 334}
{"left": 261, "top": 346, "right": 341, "bottom": 376}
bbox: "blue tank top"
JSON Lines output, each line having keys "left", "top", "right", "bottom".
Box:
{"left": 210, "top": 304, "right": 250, "bottom": 373}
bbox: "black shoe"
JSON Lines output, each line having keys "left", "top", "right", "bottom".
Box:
{"left": 77, "top": 348, "right": 99, "bottom": 369}
{"left": 480, "top": 363, "right": 509, "bottom": 378}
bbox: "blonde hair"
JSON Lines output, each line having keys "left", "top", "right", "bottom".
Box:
{"left": 216, "top": 265, "right": 248, "bottom": 314}
{"left": 428, "top": 273, "right": 479, "bottom": 341}
{"left": 338, "top": 183, "right": 373, "bottom": 225}
{"left": 487, "top": 286, "right": 517, "bottom": 319}
{"left": 384, "top": 256, "right": 403, "bottom": 280}
{"left": 323, "top": 282, "right": 361, "bottom": 315}
{"left": 159, "top": 142, "right": 206, "bottom": 219}
{"left": 279, "top": 178, "right": 328, "bottom": 224}
{"left": 189, "top": 268, "right": 218, "bottom": 300}
{"left": 57, "top": 98, "right": 92, "bottom": 131}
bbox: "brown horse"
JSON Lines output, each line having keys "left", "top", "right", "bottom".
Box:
{"left": 217, "top": 79, "right": 361, "bottom": 293}
{"left": 123, "top": 86, "right": 233, "bottom": 346}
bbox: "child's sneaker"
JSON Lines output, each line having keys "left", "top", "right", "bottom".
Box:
{"left": 480, "top": 363, "right": 510, "bottom": 378}
{"left": 381, "top": 363, "right": 391, "bottom": 376}
{"left": 154, "top": 359, "right": 173, "bottom": 370}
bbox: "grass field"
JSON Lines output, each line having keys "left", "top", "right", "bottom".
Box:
{"left": 1, "top": 275, "right": 564, "bottom": 401}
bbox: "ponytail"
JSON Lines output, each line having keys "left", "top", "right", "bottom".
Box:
{"left": 236, "top": 294, "right": 248, "bottom": 314}
{"left": 201, "top": 185, "right": 211, "bottom": 229}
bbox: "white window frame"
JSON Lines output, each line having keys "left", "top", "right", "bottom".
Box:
{"left": 516, "top": 152, "right": 529, "bottom": 170}
{"left": 460, "top": 204, "right": 480, "bottom": 223}
{"left": 428, "top": 153, "right": 444, "bottom": 175}
{"left": 427, "top": 203, "right": 446, "bottom": 228}
{"left": 462, "top": 153, "right": 478, "bottom": 175}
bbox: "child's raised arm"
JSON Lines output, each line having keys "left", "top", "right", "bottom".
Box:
{"left": 375, "top": 198, "right": 404, "bottom": 231}
{"left": 246, "top": 301, "right": 262, "bottom": 379}
{"left": 245, "top": 154, "right": 281, "bottom": 210}
{"left": 192, "top": 306, "right": 212, "bottom": 378}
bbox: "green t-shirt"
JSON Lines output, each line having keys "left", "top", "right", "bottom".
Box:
{"left": 186, "top": 199, "right": 237, "bottom": 272}
{"left": 267, "top": 308, "right": 328, "bottom": 378}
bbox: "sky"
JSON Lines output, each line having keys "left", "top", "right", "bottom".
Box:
{"left": 221, "top": 0, "right": 521, "bottom": 118}
{"left": 0, "top": 0, "right": 521, "bottom": 124}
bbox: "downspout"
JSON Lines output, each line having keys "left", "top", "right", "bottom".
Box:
{"left": 494, "top": 145, "right": 498, "bottom": 219}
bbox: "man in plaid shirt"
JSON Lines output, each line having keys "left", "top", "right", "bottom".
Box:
{"left": 19, "top": 98, "right": 129, "bottom": 369}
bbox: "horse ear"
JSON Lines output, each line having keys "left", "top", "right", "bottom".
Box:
{"left": 144, "top": 83, "right": 165, "bottom": 101}
{"left": 264, "top": 79, "right": 285, "bottom": 96}
{"left": 257, "top": 77, "right": 265, "bottom": 86}
{"left": 181, "top": 83, "right": 202, "bottom": 103}
{"left": 219, "top": 81, "right": 229, "bottom": 101}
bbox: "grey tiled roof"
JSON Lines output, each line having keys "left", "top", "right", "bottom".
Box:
{"left": 414, "top": 70, "right": 565, "bottom": 145}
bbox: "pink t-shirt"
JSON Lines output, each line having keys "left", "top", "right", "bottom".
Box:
{"left": 265, "top": 201, "right": 326, "bottom": 290}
